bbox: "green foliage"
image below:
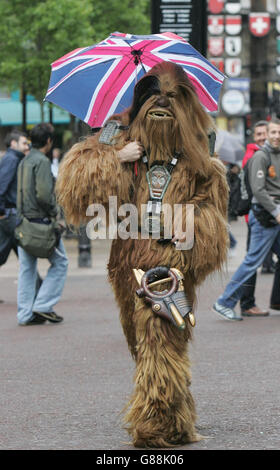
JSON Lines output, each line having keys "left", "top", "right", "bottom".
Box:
{"left": 0, "top": 0, "right": 150, "bottom": 108}
{"left": 91, "top": 0, "right": 151, "bottom": 42}
{"left": 0, "top": 0, "right": 93, "bottom": 102}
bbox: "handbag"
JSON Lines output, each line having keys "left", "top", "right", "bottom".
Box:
{"left": 14, "top": 163, "right": 58, "bottom": 258}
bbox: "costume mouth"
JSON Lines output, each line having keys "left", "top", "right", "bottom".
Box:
{"left": 147, "top": 108, "right": 173, "bottom": 120}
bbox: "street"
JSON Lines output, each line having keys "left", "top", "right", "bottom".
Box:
{"left": 0, "top": 218, "right": 279, "bottom": 450}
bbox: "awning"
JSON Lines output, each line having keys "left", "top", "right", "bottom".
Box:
{"left": 0, "top": 99, "right": 70, "bottom": 126}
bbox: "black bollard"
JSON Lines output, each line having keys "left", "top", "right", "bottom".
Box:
{"left": 78, "top": 225, "right": 92, "bottom": 267}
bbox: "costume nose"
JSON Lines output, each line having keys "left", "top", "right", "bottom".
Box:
{"left": 156, "top": 95, "right": 170, "bottom": 107}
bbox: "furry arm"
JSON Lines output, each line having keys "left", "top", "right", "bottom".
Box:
{"left": 56, "top": 135, "right": 134, "bottom": 226}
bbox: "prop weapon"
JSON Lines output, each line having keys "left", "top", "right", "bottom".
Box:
{"left": 133, "top": 266, "right": 195, "bottom": 329}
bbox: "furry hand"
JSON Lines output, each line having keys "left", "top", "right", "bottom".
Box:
{"left": 117, "top": 141, "right": 144, "bottom": 162}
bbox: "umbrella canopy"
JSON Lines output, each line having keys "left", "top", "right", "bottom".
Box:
{"left": 215, "top": 130, "right": 245, "bottom": 164}
{"left": 45, "top": 31, "right": 225, "bottom": 128}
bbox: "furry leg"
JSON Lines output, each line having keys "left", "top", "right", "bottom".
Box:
{"left": 124, "top": 298, "right": 200, "bottom": 448}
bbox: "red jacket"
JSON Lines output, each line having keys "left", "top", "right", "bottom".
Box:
{"left": 242, "top": 143, "right": 260, "bottom": 222}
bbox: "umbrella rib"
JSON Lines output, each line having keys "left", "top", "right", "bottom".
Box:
{"left": 85, "top": 56, "right": 141, "bottom": 126}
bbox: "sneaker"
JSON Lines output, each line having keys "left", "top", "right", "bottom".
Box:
{"left": 19, "top": 314, "right": 46, "bottom": 326}
{"left": 33, "top": 311, "right": 64, "bottom": 323}
{"left": 212, "top": 301, "right": 243, "bottom": 321}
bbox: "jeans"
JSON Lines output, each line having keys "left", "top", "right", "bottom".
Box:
{"left": 218, "top": 211, "right": 280, "bottom": 309}
{"left": 17, "top": 239, "right": 68, "bottom": 324}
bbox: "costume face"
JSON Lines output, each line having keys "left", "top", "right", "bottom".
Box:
{"left": 128, "top": 61, "right": 212, "bottom": 167}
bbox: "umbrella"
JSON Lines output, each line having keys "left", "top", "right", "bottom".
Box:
{"left": 45, "top": 31, "right": 225, "bottom": 128}
{"left": 215, "top": 129, "right": 245, "bottom": 164}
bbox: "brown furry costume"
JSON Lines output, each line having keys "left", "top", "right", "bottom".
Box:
{"left": 56, "top": 62, "right": 229, "bottom": 448}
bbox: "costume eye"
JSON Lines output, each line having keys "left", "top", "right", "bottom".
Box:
{"left": 167, "top": 92, "right": 176, "bottom": 98}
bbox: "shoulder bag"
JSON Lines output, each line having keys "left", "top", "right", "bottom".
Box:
{"left": 14, "top": 164, "right": 58, "bottom": 258}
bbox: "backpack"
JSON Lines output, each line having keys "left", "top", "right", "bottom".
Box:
{"left": 236, "top": 148, "right": 271, "bottom": 217}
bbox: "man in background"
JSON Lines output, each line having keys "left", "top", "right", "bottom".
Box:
{"left": 0, "top": 131, "right": 29, "bottom": 267}
{"left": 17, "top": 124, "right": 68, "bottom": 326}
{"left": 239, "top": 121, "right": 270, "bottom": 316}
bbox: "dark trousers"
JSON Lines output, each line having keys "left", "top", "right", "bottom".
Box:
{"left": 270, "top": 259, "right": 280, "bottom": 306}
{"left": 240, "top": 224, "right": 256, "bottom": 311}
{"left": 262, "top": 249, "right": 274, "bottom": 269}
{"left": 0, "top": 213, "right": 18, "bottom": 265}
{"left": 240, "top": 223, "right": 280, "bottom": 310}
{"left": 0, "top": 212, "right": 43, "bottom": 292}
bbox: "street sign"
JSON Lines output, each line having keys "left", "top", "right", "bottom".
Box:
{"left": 208, "top": 37, "right": 224, "bottom": 56}
{"left": 208, "top": 0, "right": 224, "bottom": 14}
{"left": 208, "top": 15, "right": 224, "bottom": 35}
{"left": 225, "top": 1, "right": 241, "bottom": 14}
{"left": 225, "top": 15, "right": 242, "bottom": 35}
{"left": 225, "top": 57, "right": 242, "bottom": 77}
{"left": 249, "top": 13, "right": 270, "bottom": 37}
{"left": 225, "top": 36, "right": 242, "bottom": 56}
{"left": 222, "top": 89, "right": 245, "bottom": 115}
{"left": 152, "top": 0, "right": 207, "bottom": 55}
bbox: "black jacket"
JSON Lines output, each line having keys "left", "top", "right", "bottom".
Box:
{"left": 0, "top": 148, "right": 25, "bottom": 215}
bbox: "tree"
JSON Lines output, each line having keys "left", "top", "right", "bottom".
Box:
{"left": 90, "top": 0, "right": 151, "bottom": 42}
{"left": 0, "top": 0, "right": 151, "bottom": 128}
{"left": 0, "top": 0, "right": 94, "bottom": 123}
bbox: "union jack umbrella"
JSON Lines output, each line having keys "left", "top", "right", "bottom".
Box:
{"left": 45, "top": 32, "right": 225, "bottom": 128}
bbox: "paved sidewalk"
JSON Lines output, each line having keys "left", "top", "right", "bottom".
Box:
{"left": 0, "top": 218, "right": 279, "bottom": 450}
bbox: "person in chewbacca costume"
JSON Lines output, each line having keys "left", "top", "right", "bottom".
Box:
{"left": 56, "top": 61, "right": 229, "bottom": 448}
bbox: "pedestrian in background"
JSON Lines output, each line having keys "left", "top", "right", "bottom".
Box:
{"left": 17, "top": 123, "right": 68, "bottom": 326}
{"left": 239, "top": 120, "right": 270, "bottom": 316}
{"left": 51, "top": 147, "right": 62, "bottom": 179}
{"left": 0, "top": 131, "right": 29, "bottom": 266}
{"left": 226, "top": 162, "right": 240, "bottom": 257}
{"left": 213, "top": 119, "right": 280, "bottom": 321}
{"left": 227, "top": 163, "right": 241, "bottom": 222}
{"left": 242, "top": 121, "right": 276, "bottom": 275}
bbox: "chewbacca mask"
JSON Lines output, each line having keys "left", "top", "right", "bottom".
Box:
{"left": 56, "top": 61, "right": 229, "bottom": 448}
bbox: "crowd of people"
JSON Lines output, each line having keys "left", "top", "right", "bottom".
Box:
{"left": 0, "top": 119, "right": 280, "bottom": 324}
